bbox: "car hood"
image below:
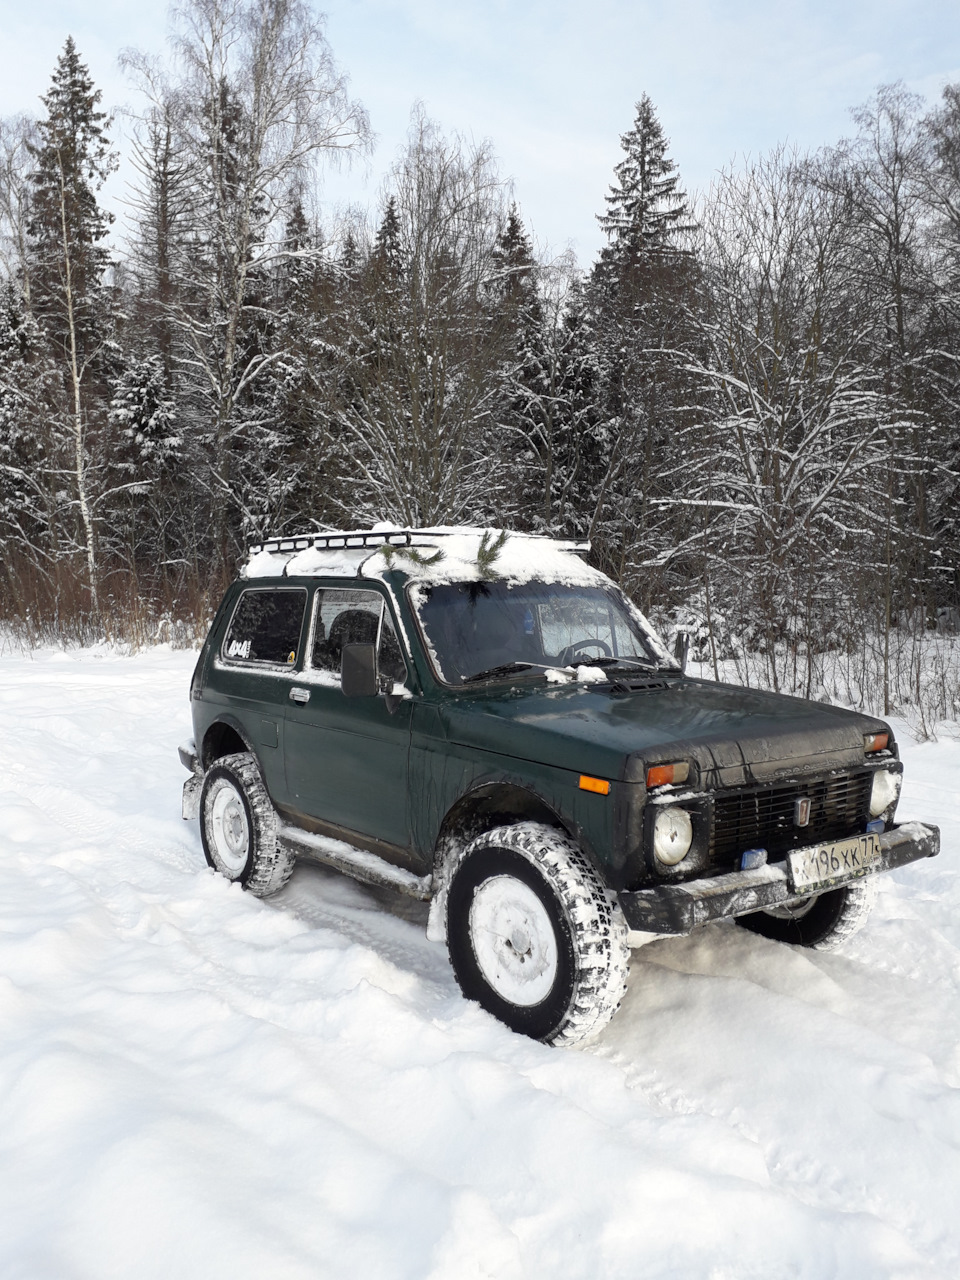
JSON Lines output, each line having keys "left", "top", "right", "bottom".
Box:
{"left": 432, "top": 676, "right": 888, "bottom": 787}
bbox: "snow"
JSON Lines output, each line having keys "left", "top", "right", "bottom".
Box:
{"left": 541, "top": 664, "right": 631, "bottom": 685}
{"left": 242, "top": 528, "right": 677, "bottom": 676}
{"left": 243, "top": 528, "right": 605, "bottom": 589}
{"left": 538, "top": 666, "right": 617, "bottom": 685}
{"left": 1, "top": 643, "right": 958, "bottom": 1278}
{"left": 244, "top": 546, "right": 371, "bottom": 579}
{"left": 277, "top": 822, "right": 431, "bottom": 898}
{"left": 366, "top": 529, "right": 604, "bottom": 589}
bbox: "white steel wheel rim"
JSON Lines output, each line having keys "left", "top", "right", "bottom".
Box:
{"left": 209, "top": 780, "right": 250, "bottom": 874}
{"left": 468, "top": 875, "right": 559, "bottom": 1007}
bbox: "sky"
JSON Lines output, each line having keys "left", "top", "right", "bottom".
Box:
{"left": 1, "top": 0, "right": 959, "bottom": 265}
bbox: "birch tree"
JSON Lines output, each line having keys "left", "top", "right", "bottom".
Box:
{"left": 681, "top": 149, "right": 899, "bottom": 688}
{"left": 124, "top": 0, "right": 369, "bottom": 567}
{"left": 335, "top": 111, "right": 509, "bottom": 525}
{"left": 0, "top": 116, "right": 38, "bottom": 305}
{"left": 920, "top": 84, "right": 960, "bottom": 601}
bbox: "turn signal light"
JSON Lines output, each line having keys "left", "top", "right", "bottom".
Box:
{"left": 864, "top": 732, "right": 889, "bottom": 754}
{"left": 646, "top": 761, "right": 690, "bottom": 788}
{"left": 579, "top": 775, "right": 610, "bottom": 795}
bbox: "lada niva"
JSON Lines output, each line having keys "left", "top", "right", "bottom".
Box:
{"left": 180, "top": 528, "right": 940, "bottom": 1044}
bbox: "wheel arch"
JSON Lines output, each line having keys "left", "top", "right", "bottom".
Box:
{"left": 201, "top": 717, "right": 253, "bottom": 769}
{"left": 432, "top": 781, "right": 570, "bottom": 868}
{"left": 426, "top": 781, "right": 590, "bottom": 946}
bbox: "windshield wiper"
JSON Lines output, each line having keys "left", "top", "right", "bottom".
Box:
{"left": 461, "top": 661, "right": 544, "bottom": 684}
{"left": 574, "top": 656, "right": 659, "bottom": 672}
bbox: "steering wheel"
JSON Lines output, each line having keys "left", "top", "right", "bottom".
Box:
{"left": 559, "top": 638, "right": 612, "bottom": 666}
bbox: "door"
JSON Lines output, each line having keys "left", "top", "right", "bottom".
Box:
{"left": 283, "top": 586, "right": 413, "bottom": 852}
{"left": 213, "top": 585, "right": 309, "bottom": 805}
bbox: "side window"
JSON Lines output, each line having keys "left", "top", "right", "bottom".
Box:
{"left": 378, "top": 615, "right": 407, "bottom": 684}
{"left": 310, "top": 588, "right": 407, "bottom": 683}
{"left": 222, "top": 589, "right": 307, "bottom": 666}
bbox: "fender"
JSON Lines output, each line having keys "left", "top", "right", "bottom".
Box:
{"left": 425, "top": 779, "right": 587, "bottom": 943}
{"left": 200, "top": 716, "right": 257, "bottom": 768}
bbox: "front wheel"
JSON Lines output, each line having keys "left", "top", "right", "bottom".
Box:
{"left": 735, "top": 876, "right": 878, "bottom": 950}
{"left": 445, "top": 823, "right": 629, "bottom": 1045}
{"left": 199, "top": 752, "right": 294, "bottom": 897}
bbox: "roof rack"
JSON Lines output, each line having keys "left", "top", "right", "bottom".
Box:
{"left": 248, "top": 528, "right": 591, "bottom": 557}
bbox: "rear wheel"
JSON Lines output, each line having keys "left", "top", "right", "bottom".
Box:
{"left": 445, "top": 823, "right": 629, "bottom": 1045}
{"left": 199, "top": 752, "right": 294, "bottom": 897}
{"left": 735, "top": 876, "right": 878, "bottom": 950}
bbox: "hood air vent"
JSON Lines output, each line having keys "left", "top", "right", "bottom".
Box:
{"left": 607, "top": 676, "right": 678, "bottom": 696}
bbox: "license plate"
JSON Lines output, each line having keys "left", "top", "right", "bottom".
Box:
{"left": 788, "top": 833, "right": 881, "bottom": 893}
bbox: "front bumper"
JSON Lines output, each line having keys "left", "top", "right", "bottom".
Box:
{"left": 618, "top": 821, "right": 940, "bottom": 937}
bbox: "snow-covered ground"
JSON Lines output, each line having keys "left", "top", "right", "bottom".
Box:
{"left": 0, "top": 646, "right": 957, "bottom": 1280}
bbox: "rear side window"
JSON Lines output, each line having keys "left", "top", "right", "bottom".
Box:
{"left": 222, "top": 589, "right": 307, "bottom": 666}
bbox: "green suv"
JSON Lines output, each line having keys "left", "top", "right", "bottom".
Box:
{"left": 180, "top": 528, "right": 940, "bottom": 1044}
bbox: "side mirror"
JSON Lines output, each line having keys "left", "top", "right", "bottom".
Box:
{"left": 341, "top": 643, "right": 378, "bottom": 697}
{"left": 673, "top": 630, "right": 690, "bottom": 673}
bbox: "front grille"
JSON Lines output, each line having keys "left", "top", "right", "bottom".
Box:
{"left": 711, "top": 770, "right": 873, "bottom": 868}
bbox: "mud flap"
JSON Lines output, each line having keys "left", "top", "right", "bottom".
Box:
{"left": 182, "top": 773, "right": 203, "bottom": 821}
{"left": 426, "top": 889, "right": 447, "bottom": 943}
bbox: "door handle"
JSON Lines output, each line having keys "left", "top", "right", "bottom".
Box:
{"left": 289, "top": 687, "right": 310, "bottom": 705}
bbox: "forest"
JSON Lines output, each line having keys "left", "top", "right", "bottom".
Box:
{"left": 2, "top": 0, "right": 960, "bottom": 727}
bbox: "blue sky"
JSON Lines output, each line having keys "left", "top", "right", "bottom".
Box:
{"left": 1, "top": 0, "right": 958, "bottom": 263}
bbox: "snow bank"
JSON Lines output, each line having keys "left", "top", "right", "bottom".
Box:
{"left": 0, "top": 646, "right": 957, "bottom": 1277}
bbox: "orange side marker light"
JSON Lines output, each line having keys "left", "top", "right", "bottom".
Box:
{"left": 579, "top": 775, "right": 610, "bottom": 795}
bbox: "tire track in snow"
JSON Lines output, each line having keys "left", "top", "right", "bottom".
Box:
{"left": 1, "top": 647, "right": 957, "bottom": 1279}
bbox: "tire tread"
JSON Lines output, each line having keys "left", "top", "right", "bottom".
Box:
{"left": 446, "top": 822, "right": 629, "bottom": 1045}
{"left": 200, "top": 752, "right": 295, "bottom": 897}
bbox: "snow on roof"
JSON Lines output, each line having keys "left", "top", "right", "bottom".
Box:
{"left": 242, "top": 527, "right": 604, "bottom": 588}
{"left": 244, "top": 545, "right": 371, "bottom": 580}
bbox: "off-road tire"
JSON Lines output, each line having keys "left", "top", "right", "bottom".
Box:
{"left": 199, "top": 752, "right": 294, "bottom": 897}
{"left": 445, "top": 822, "right": 629, "bottom": 1045}
{"left": 735, "top": 876, "right": 878, "bottom": 950}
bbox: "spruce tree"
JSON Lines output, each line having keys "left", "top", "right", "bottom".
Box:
{"left": 485, "top": 206, "right": 547, "bottom": 526}
{"left": 549, "top": 285, "right": 609, "bottom": 537}
{"left": 372, "top": 196, "right": 404, "bottom": 282}
{"left": 0, "top": 283, "right": 59, "bottom": 574}
{"left": 28, "top": 36, "right": 115, "bottom": 353}
{"left": 489, "top": 205, "right": 541, "bottom": 316}
{"left": 598, "top": 94, "right": 692, "bottom": 264}
{"left": 26, "top": 37, "right": 117, "bottom": 616}
{"left": 589, "top": 95, "right": 698, "bottom": 603}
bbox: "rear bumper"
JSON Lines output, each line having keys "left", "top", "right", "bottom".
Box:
{"left": 618, "top": 821, "right": 940, "bottom": 937}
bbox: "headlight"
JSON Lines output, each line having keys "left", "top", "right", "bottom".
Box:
{"left": 869, "top": 768, "right": 902, "bottom": 818}
{"left": 653, "top": 807, "right": 693, "bottom": 865}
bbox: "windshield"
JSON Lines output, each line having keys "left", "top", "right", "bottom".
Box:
{"left": 411, "top": 580, "right": 667, "bottom": 685}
